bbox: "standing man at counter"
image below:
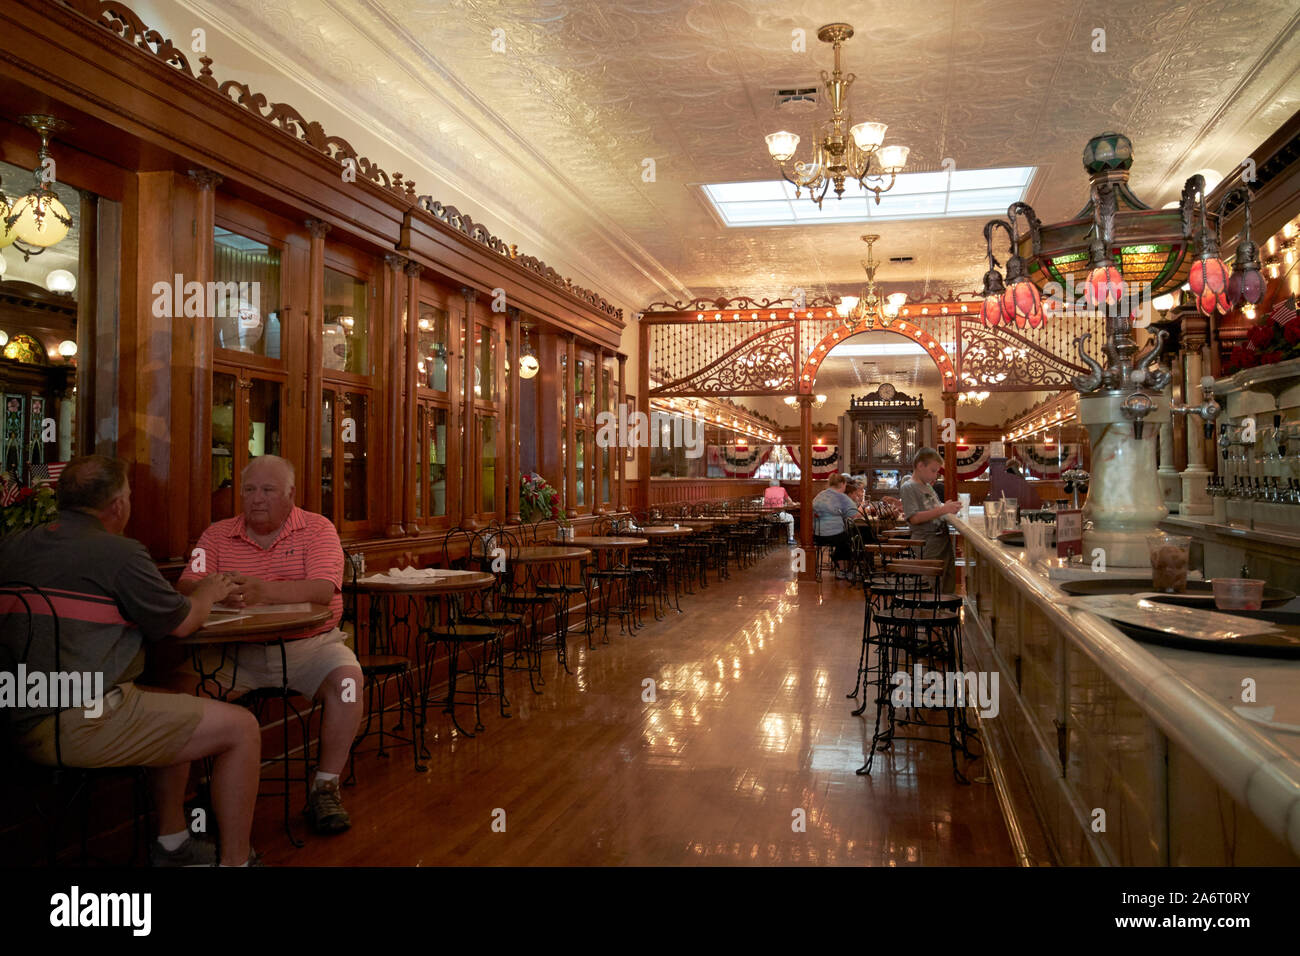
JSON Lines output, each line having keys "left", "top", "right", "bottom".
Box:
{"left": 901, "top": 448, "right": 962, "bottom": 593}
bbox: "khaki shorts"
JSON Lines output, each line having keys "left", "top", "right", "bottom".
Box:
{"left": 195, "top": 627, "right": 358, "bottom": 700}
{"left": 15, "top": 683, "right": 205, "bottom": 768}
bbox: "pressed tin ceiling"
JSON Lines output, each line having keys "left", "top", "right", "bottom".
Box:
{"left": 180, "top": 0, "right": 1300, "bottom": 312}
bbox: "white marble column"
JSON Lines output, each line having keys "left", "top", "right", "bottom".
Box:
{"left": 1180, "top": 336, "right": 1212, "bottom": 515}
{"left": 1158, "top": 384, "right": 1181, "bottom": 513}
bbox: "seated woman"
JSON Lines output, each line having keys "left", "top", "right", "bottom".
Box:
{"left": 811, "top": 472, "right": 858, "bottom": 578}
{"left": 763, "top": 479, "right": 797, "bottom": 545}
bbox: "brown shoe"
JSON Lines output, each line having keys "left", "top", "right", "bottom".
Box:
{"left": 305, "top": 779, "right": 351, "bottom": 834}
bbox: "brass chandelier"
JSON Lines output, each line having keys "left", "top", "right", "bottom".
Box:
{"left": 835, "top": 235, "right": 907, "bottom": 328}
{"left": 764, "top": 23, "right": 909, "bottom": 208}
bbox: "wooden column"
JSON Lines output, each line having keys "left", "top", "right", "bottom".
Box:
{"left": 616, "top": 353, "right": 627, "bottom": 512}
{"left": 799, "top": 394, "right": 813, "bottom": 550}
{"left": 446, "top": 291, "right": 463, "bottom": 530}
{"left": 303, "top": 217, "right": 330, "bottom": 513}
{"left": 637, "top": 318, "right": 650, "bottom": 514}
{"left": 594, "top": 345, "right": 606, "bottom": 514}
{"left": 942, "top": 391, "right": 958, "bottom": 499}
{"left": 75, "top": 189, "right": 98, "bottom": 462}
{"left": 384, "top": 254, "right": 406, "bottom": 537}
{"left": 460, "top": 286, "right": 479, "bottom": 530}
{"left": 493, "top": 301, "right": 506, "bottom": 524}
{"left": 507, "top": 307, "right": 522, "bottom": 524}
{"left": 403, "top": 261, "right": 422, "bottom": 534}
{"left": 184, "top": 170, "right": 220, "bottom": 547}
{"left": 565, "top": 333, "right": 577, "bottom": 520}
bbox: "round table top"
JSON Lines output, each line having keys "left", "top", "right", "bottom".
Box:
{"left": 182, "top": 603, "right": 333, "bottom": 645}
{"left": 513, "top": 546, "right": 592, "bottom": 563}
{"left": 637, "top": 525, "right": 694, "bottom": 537}
{"left": 678, "top": 518, "right": 723, "bottom": 527}
{"left": 352, "top": 570, "right": 496, "bottom": 594}
{"left": 556, "top": 536, "right": 648, "bottom": 548}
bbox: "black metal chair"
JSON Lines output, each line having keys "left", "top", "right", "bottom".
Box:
{"left": 1, "top": 582, "right": 152, "bottom": 866}
{"left": 343, "top": 549, "right": 426, "bottom": 783}
{"left": 413, "top": 531, "right": 507, "bottom": 738}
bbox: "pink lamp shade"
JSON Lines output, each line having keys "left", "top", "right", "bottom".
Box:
{"left": 1189, "top": 255, "right": 1231, "bottom": 316}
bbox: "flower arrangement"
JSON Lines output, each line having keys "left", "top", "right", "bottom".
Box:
{"left": 519, "top": 472, "right": 568, "bottom": 525}
{"left": 1223, "top": 298, "right": 1300, "bottom": 374}
{"left": 0, "top": 475, "right": 57, "bottom": 537}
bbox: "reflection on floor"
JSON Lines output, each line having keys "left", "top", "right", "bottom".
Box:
{"left": 258, "top": 549, "right": 1014, "bottom": 865}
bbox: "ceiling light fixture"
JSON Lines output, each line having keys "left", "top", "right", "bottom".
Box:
{"left": 764, "top": 23, "right": 908, "bottom": 208}
{"left": 518, "top": 320, "right": 539, "bottom": 379}
{"left": 835, "top": 234, "right": 904, "bottom": 329}
{"left": 1, "top": 114, "right": 73, "bottom": 261}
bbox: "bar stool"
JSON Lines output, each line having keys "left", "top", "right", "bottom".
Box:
{"left": 857, "top": 562, "right": 975, "bottom": 784}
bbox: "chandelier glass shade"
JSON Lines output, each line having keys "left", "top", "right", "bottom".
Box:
{"left": 764, "top": 23, "right": 908, "bottom": 208}
{"left": 1181, "top": 173, "right": 1232, "bottom": 317}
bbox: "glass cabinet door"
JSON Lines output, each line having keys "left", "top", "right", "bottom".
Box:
{"left": 211, "top": 372, "right": 238, "bottom": 520}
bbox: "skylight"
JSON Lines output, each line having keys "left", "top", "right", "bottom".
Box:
{"left": 702, "top": 166, "right": 1036, "bottom": 227}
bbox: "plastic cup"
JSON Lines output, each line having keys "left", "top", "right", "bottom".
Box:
{"left": 999, "top": 498, "right": 1019, "bottom": 533}
{"left": 1146, "top": 533, "right": 1191, "bottom": 593}
{"left": 1212, "top": 578, "right": 1265, "bottom": 611}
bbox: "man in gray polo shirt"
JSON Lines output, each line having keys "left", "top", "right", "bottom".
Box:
{"left": 900, "top": 448, "right": 962, "bottom": 593}
{"left": 0, "top": 455, "right": 261, "bottom": 866}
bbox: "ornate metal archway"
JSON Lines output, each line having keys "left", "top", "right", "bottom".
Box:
{"left": 638, "top": 294, "right": 1105, "bottom": 547}
{"left": 641, "top": 294, "right": 1104, "bottom": 397}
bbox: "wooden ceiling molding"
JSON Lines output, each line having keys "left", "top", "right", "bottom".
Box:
{"left": 0, "top": 0, "right": 625, "bottom": 345}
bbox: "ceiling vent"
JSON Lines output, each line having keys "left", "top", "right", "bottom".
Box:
{"left": 889, "top": 255, "right": 914, "bottom": 263}
{"left": 774, "top": 87, "right": 818, "bottom": 111}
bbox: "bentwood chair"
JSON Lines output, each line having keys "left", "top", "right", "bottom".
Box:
{"left": 418, "top": 529, "right": 508, "bottom": 737}
{"left": 1, "top": 582, "right": 152, "bottom": 866}
{"left": 343, "top": 549, "right": 426, "bottom": 781}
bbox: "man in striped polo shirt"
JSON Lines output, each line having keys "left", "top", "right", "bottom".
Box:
{"left": 178, "top": 455, "right": 362, "bottom": 835}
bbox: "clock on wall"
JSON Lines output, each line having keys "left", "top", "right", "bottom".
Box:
{"left": 877, "top": 382, "right": 896, "bottom": 401}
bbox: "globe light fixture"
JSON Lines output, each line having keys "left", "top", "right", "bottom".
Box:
{"left": 44, "top": 268, "right": 76, "bottom": 294}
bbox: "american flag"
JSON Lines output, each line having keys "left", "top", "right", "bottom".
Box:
{"left": 1273, "top": 296, "right": 1297, "bottom": 327}
{"left": 0, "top": 477, "right": 19, "bottom": 506}
{"left": 29, "top": 461, "right": 67, "bottom": 487}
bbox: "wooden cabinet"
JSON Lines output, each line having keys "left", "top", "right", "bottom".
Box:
{"left": 845, "top": 386, "right": 928, "bottom": 497}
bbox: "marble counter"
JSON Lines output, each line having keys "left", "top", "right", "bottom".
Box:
{"left": 950, "top": 511, "right": 1300, "bottom": 864}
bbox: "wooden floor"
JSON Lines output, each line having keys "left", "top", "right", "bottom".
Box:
{"left": 258, "top": 548, "right": 1015, "bottom": 865}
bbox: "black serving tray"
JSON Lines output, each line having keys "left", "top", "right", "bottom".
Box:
{"left": 997, "top": 531, "right": 1023, "bottom": 547}
{"left": 1102, "top": 609, "right": 1300, "bottom": 659}
{"left": 1059, "top": 578, "right": 1294, "bottom": 609}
